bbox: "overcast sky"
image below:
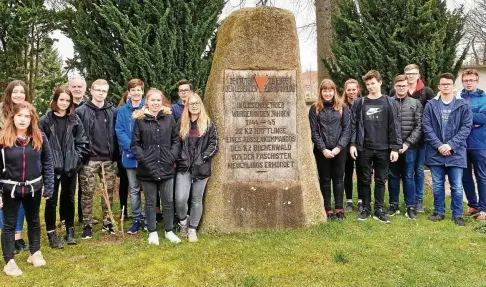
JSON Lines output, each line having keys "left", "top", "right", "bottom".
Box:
{"left": 53, "top": 0, "right": 469, "bottom": 75}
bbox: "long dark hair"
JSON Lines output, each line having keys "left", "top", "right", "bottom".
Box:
{"left": 50, "top": 86, "right": 75, "bottom": 114}
{"left": 2, "top": 80, "right": 31, "bottom": 118}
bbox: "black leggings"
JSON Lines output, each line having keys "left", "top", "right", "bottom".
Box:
{"left": 314, "top": 149, "right": 347, "bottom": 211}
{"left": 45, "top": 173, "right": 77, "bottom": 230}
{"left": 117, "top": 162, "right": 129, "bottom": 216}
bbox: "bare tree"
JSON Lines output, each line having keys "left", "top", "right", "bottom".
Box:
{"left": 465, "top": 0, "right": 486, "bottom": 65}
{"left": 315, "top": 0, "right": 338, "bottom": 82}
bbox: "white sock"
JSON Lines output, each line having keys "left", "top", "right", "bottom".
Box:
{"left": 47, "top": 230, "right": 55, "bottom": 234}
{"left": 346, "top": 199, "right": 353, "bottom": 203}
{"left": 358, "top": 199, "right": 363, "bottom": 203}
{"left": 180, "top": 218, "right": 187, "bottom": 225}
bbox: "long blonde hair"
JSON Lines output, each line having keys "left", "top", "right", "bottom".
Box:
{"left": 179, "top": 93, "right": 211, "bottom": 140}
{"left": 315, "top": 79, "right": 342, "bottom": 113}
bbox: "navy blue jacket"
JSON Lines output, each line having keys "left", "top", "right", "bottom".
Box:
{"left": 0, "top": 133, "right": 55, "bottom": 198}
{"left": 422, "top": 94, "right": 472, "bottom": 168}
{"left": 460, "top": 88, "right": 486, "bottom": 150}
{"left": 115, "top": 98, "right": 145, "bottom": 168}
{"left": 171, "top": 100, "right": 184, "bottom": 122}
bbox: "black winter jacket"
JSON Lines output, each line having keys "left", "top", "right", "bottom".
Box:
{"left": 75, "top": 100, "right": 118, "bottom": 162}
{"left": 350, "top": 96, "right": 402, "bottom": 152}
{"left": 0, "top": 133, "right": 55, "bottom": 198}
{"left": 131, "top": 110, "right": 181, "bottom": 181}
{"left": 40, "top": 111, "right": 89, "bottom": 176}
{"left": 309, "top": 102, "right": 351, "bottom": 151}
{"left": 391, "top": 95, "right": 423, "bottom": 148}
{"left": 176, "top": 121, "right": 219, "bottom": 179}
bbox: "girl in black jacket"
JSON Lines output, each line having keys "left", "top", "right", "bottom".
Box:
{"left": 0, "top": 101, "right": 54, "bottom": 277}
{"left": 309, "top": 79, "right": 351, "bottom": 220}
{"left": 40, "top": 87, "right": 89, "bottom": 248}
{"left": 342, "top": 79, "right": 363, "bottom": 212}
{"left": 131, "top": 89, "right": 181, "bottom": 245}
{"left": 175, "top": 93, "right": 218, "bottom": 242}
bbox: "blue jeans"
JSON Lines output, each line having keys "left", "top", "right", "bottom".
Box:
{"left": 463, "top": 150, "right": 486, "bottom": 212}
{"left": 429, "top": 166, "right": 464, "bottom": 217}
{"left": 388, "top": 148, "right": 417, "bottom": 207}
{"left": 414, "top": 143, "right": 426, "bottom": 200}
{"left": 126, "top": 169, "right": 144, "bottom": 222}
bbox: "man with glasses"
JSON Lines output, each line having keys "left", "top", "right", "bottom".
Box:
{"left": 171, "top": 79, "right": 193, "bottom": 122}
{"left": 76, "top": 79, "right": 119, "bottom": 238}
{"left": 390, "top": 64, "right": 435, "bottom": 213}
{"left": 388, "top": 75, "right": 423, "bottom": 219}
{"left": 460, "top": 69, "right": 486, "bottom": 220}
{"left": 422, "top": 73, "right": 472, "bottom": 226}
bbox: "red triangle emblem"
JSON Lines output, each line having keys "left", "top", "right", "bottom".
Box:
{"left": 254, "top": 76, "right": 268, "bottom": 93}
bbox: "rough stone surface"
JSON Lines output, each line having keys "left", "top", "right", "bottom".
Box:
{"left": 202, "top": 6, "right": 325, "bottom": 233}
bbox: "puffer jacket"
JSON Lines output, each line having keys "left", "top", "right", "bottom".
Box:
{"left": 40, "top": 111, "right": 89, "bottom": 175}
{"left": 131, "top": 107, "right": 181, "bottom": 181}
{"left": 176, "top": 121, "right": 219, "bottom": 179}
{"left": 0, "top": 133, "right": 54, "bottom": 198}
{"left": 115, "top": 98, "right": 145, "bottom": 168}
{"left": 422, "top": 94, "right": 472, "bottom": 168}
{"left": 171, "top": 100, "right": 184, "bottom": 122}
{"left": 75, "top": 100, "right": 119, "bottom": 162}
{"left": 391, "top": 95, "right": 423, "bottom": 148}
{"left": 460, "top": 88, "right": 486, "bottom": 150}
{"left": 309, "top": 101, "right": 351, "bottom": 151}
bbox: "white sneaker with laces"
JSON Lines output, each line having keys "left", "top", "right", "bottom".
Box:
{"left": 3, "top": 259, "right": 22, "bottom": 277}
{"left": 164, "top": 231, "right": 181, "bottom": 243}
{"left": 147, "top": 232, "right": 159, "bottom": 245}
{"left": 187, "top": 228, "right": 198, "bottom": 242}
{"left": 27, "top": 251, "right": 46, "bottom": 267}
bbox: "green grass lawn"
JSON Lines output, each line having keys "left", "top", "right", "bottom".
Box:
{"left": 2, "top": 188, "right": 486, "bottom": 287}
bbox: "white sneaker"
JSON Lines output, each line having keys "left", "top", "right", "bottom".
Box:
{"left": 27, "top": 251, "right": 46, "bottom": 267}
{"left": 3, "top": 259, "right": 22, "bottom": 277}
{"left": 164, "top": 231, "right": 181, "bottom": 243}
{"left": 147, "top": 232, "right": 159, "bottom": 245}
{"left": 187, "top": 228, "right": 198, "bottom": 242}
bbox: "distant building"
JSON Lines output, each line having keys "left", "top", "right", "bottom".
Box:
{"left": 302, "top": 71, "right": 318, "bottom": 103}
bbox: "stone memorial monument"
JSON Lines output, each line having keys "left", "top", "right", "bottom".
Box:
{"left": 202, "top": 6, "right": 325, "bottom": 232}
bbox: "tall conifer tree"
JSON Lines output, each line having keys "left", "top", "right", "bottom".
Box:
{"left": 324, "top": 0, "right": 467, "bottom": 92}
{"left": 62, "top": 0, "right": 224, "bottom": 103}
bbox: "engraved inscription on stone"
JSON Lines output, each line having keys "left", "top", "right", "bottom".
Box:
{"left": 224, "top": 70, "right": 298, "bottom": 181}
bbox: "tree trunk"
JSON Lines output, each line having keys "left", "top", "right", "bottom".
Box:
{"left": 315, "top": 0, "right": 338, "bottom": 82}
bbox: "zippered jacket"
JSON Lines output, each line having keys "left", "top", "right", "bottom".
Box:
{"left": 116, "top": 98, "right": 145, "bottom": 168}
{"left": 40, "top": 111, "right": 89, "bottom": 175}
{"left": 0, "top": 133, "right": 54, "bottom": 198}
{"left": 309, "top": 102, "right": 351, "bottom": 151}
{"left": 176, "top": 121, "right": 218, "bottom": 179}
{"left": 391, "top": 95, "right": 423, "bottom": 148}
{"left": 460, "top": 88, "right": 486, "bottom": 150}
{"left": 422, "top": 94, "right": 473, "bottom": 167}
{"left": 131, "top": 108, "right": 181, "bottom": 181}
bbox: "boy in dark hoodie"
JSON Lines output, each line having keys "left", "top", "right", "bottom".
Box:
{"left": 389, "top": 64, "right": 434, "bottom": 213}
{"left": 75, "top": 79, "right": 118, "bottom": 239}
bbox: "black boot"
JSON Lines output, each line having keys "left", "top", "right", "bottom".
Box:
{"left": 47, "top": 231, "right": 64, "bottom": 249}
{"left": 13, "top": 239, "right": 29, "bottom": 254}
{"left": 65, "top": 227, "right": 77, "bottom": 245}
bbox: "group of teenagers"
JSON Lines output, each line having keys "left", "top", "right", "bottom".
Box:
{"left": 0, "top": 78, "right": 218, "bottom": 276}
{"left": 310, "top": 65, "right": 486, "bottom": 227}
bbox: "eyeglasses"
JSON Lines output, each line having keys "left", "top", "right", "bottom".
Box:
{"left": 405, "top": 73, "right": 418, "bottom": 76}
{"left": 92, "top": 88, "right": 108, "bottom": 94}
{"left": 188, "top": 102, "right": 200, "bottom": 107}
{"left": 395, "top": 85, "right": 408, "bottom": 89}
{"left": 439, "top": 83, "right": 453, "bottom": 87}
{"left": 462, "top": 79, "right": 478, "bottom": 83}
{"left": 178, "top": 89, "right": 191, "bottom": 94}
